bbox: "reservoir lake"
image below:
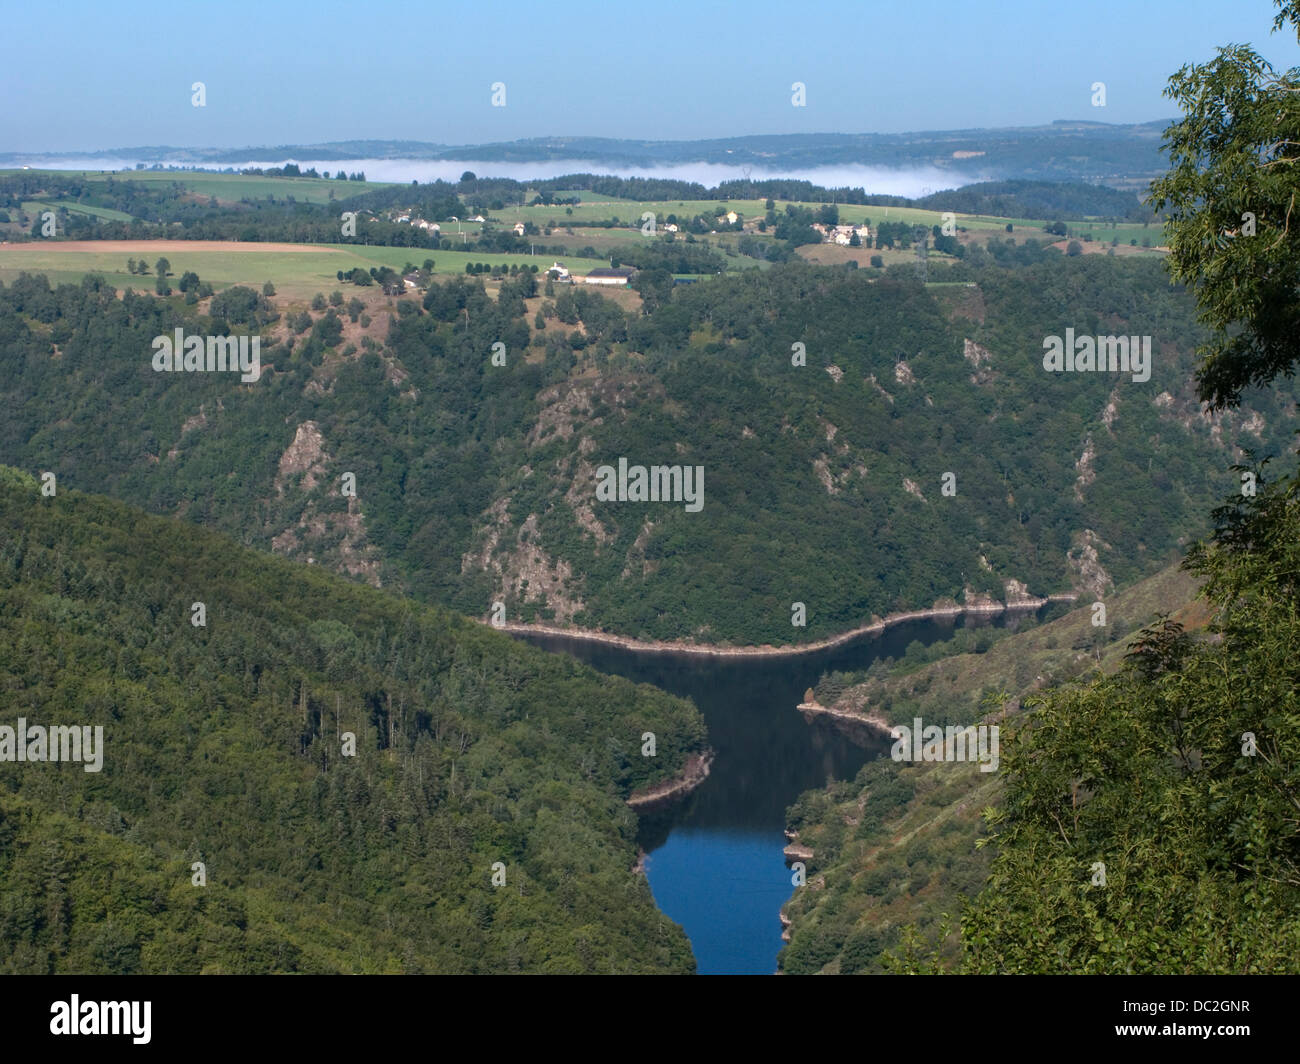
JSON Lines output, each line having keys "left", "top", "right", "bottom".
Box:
{"left": 519, "top": 608, "right": 1045, "bottom": 974}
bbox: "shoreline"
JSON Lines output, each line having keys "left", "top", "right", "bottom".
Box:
{"left": 797, "top": 700, "right": 896, "bottom": 740}
{"left": 488, "top": 593, "right": 1078, "bottom": 660}
{"left": 626, "top": 749, "right": 715, "bottom": 810}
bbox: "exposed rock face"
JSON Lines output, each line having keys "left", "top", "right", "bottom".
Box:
{"left": 269, "top": 421, "right": 382, "bottom": 587}
{"left": 1068, "top": 529, "right": 1115, "bottom": 599}
{"left": 275, "top": 421, "right": 329, "bottom": 494}
{"left": 963, "top": 338, "right": 994, "bottom": 386}
{"left": 1074, "top": 433, "right": 1096, "bottom": 502}
{"left": 814, "top": 456, "right": 839, "bottom": 495}
{"left": 527, "top": 382, "right": 595, "bottom": 449}
{"left": 1102, "top": 387, "right": 1120, "bottom": 431}
{"left": 1004, "top": 578, "right": 1040, "bottom": 607}
{"left": 564, "top": 455, "right": 613, "bottom": 546}
{"left": 963, "top": 338, "right": 992, "bottom": 367}
{"left": 462, "top": 501, "right": 586, "bottom": 624}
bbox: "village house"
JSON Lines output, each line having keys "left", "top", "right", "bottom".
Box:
{"left": 513, "top": 222, "right": 526, "bottom": 236}
{"left": 547, "top": 262, "right": 571, "bottom": 281}
{"left": 824, "top": 223, "right": 872, "bottom": 245}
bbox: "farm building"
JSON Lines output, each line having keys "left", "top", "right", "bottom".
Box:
{"left": 581, "top": 267, "right": 636, "bottom": 286}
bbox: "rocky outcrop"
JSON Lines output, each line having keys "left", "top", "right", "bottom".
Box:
{"left": 270, "top": 421, "right": 382, "bottom": 586}
{"left": 1067, "top": 529, "right": 1115, "bottom": 599}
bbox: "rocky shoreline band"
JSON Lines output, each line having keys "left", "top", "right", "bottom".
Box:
{"left": 487, "top": 593, "right": 1078, "bottom": 660}
{"left": 626, "top": 749, "right": 715, "bottom": 810}
{"left": 796, "top": 700, "right": 896, "bottom": 739}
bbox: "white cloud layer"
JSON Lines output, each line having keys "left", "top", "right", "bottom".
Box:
{"left": 26, "top": 157, "right": 976, "bottom": 198}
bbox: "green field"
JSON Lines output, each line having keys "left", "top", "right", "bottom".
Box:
{"left": 497, "top": 197, "right": 1016, "bottom": 233}
{"left": 3, "top": 169, "right": 1167, "bottom": 250}
{"left": 20, "top": 199, "right": 136, "bottom": 222}
{"left": 0, "top": 240, "right": 609, "bottom": 298}
{"left": 489, "top": 197, "right": 771, "bottom": 228}
{"left": 489, "top": 195, "right": 1167, "bottom": 249}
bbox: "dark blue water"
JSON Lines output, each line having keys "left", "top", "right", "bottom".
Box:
{"left": 519, "top": 608, "right": 1045, "bottom": 974}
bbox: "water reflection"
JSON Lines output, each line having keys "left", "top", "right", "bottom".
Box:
{"left": 516, "top": 606, "right": 1049, "bottom": 973}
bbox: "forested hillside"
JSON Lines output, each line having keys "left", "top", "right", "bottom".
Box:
{"left": 0, "top": 254, "right": 1291, "bottom": 646}
{"left": 0, "top": 466, "right": 705, "bottom": 973}
{"left": 955, "top": 470, "right": 1300, "bottom": 972}
{"left": 781, "top": 1, "right": 1300, "bottom": 975}
{"left": 778, "top": 562, "right": 1200, "bottom": 973}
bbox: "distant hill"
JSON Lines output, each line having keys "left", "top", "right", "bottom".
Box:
{"left": 914, "top": 180, "right": 1151, "bottom": 221}
{"left": 1, "top": 120, "right": 1174, "bottom": 188}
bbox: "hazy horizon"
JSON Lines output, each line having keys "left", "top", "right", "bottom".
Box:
{"left": 7, "top": 157, "right": 978, "bottom": 197}
{"left": 3, "top": 0, "right": 1293, "bottom": 153}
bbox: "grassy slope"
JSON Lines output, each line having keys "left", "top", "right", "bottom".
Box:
{"left": 0, "top": 242, "right": 609, "bottom": 298}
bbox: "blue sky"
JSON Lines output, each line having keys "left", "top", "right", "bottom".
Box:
{"left": 3, "top": 0, "right": 1297, "bottom": 152}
